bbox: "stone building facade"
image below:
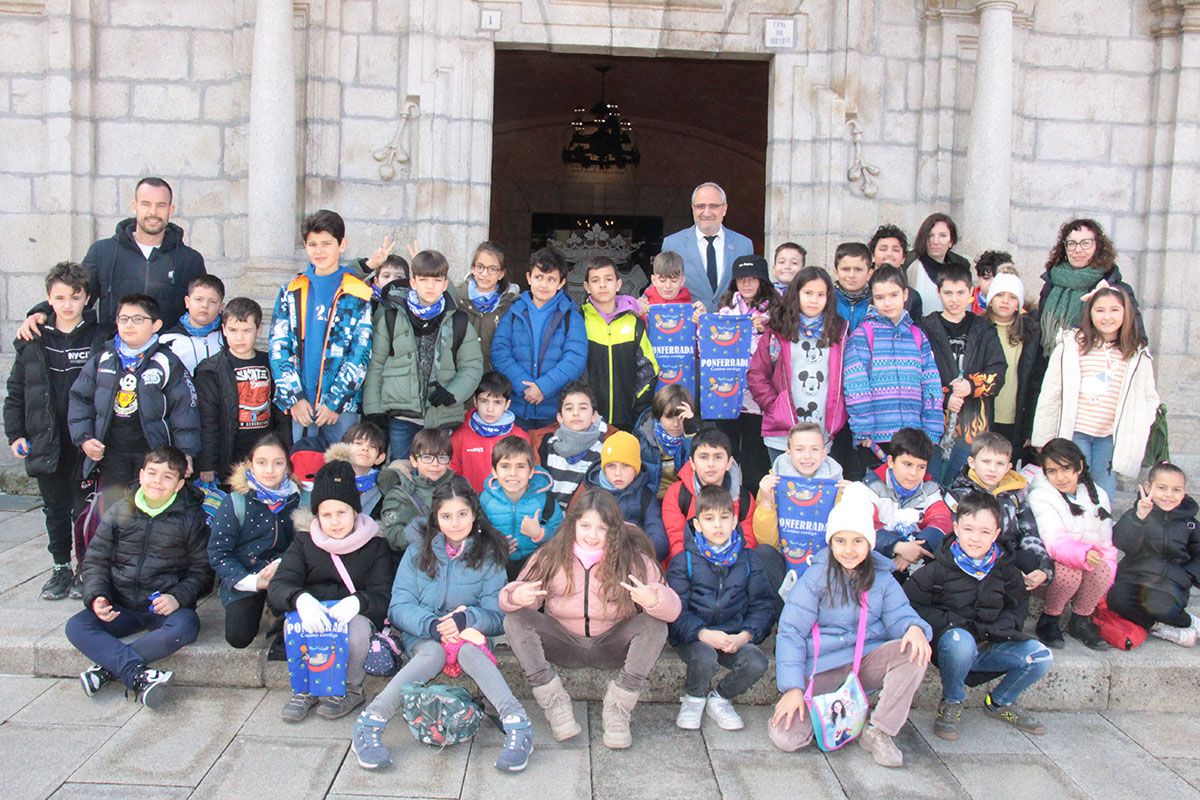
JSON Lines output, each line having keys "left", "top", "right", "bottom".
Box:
{"left": 0, "top": 0, "right": 1197, "bottom": 468}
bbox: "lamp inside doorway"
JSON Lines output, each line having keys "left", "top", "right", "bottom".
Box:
{"left": 561, "top": 65, "right": 641, "bottom": 171}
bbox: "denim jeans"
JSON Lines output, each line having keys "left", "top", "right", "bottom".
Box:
{"left": 936, "top": 628, "right": 1053, "bottom": 705}
{"left": 292, "top": 411, "right": 360, "bottom": 451}
{"left": 675, "top": 640, "right": 769, "bottom": 699}
{"left": 387, "top": 418, "right": 422, "bottom": 461}
{"left": 1071, "top": 432, "right": 1116, "bottom": 501}
{"left": 65, "top": 604, "right": 201, "bottom": 687}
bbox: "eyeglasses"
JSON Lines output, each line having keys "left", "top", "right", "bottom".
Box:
{"left": 1065, "top": 239, "right": 1095, "bottom": 251}
{"left": 691, "top": 203, "right": 726, "bottom": 212}
{"left": 116, "top": 315, "right": 152, "bottom": 325}
{"left": 472, "top": 263, "right": 505, "bottom": 275}
{"left": 416, "top": 454, "right": 452, "bottom": 465}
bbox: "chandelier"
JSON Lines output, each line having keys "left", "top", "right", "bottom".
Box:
{"left": 561, "top": 65, "right": 641, "bottom": 171}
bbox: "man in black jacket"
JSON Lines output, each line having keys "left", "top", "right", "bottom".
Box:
{"left": 64, "top": 446, "right": 214, "bottom": 708}
{"left": 17, "top": 177, "right": 207, "bottom": 340}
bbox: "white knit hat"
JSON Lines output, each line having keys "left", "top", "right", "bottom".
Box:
{"left": 987, "top": 272, "right": 1025, "bottom": 306}
{"left": 824, "top": 483, "right": 878, "bottom": 549}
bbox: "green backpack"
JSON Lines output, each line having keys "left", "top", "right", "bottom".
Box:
{"left": 400, "top": 682, "right": 484, "bottom": 747}
{"left": 1142, "top": 403, "right": 1170, "bottom": 468}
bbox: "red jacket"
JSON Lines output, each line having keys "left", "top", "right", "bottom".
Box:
{"left": 662, "top": 460, "right": 758, "bottom": 565}
{"left": 449, "top": 410, "right": 530, "bottom": 493}
{"left": 640, "top": 285, "right": 693, "bottom": 310}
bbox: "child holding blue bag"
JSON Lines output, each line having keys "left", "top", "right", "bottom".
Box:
{"left": 268, "top": 459, "right": 393, "bottom": 722}
{"left": 770, "top": 483, "right": 932, "bottom": 768}
{"left": 352, "top": 475, "right": 534, "bottom": 774}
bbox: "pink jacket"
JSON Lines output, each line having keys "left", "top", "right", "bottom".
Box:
{"left": 499, "top": 552, "right": 681, "bottom": 638}
{"left": 1027, "top": 473, "right": 1118, "bottom": 583}
{"left": 746, "top": 327, "right": 848, "bottom": 440}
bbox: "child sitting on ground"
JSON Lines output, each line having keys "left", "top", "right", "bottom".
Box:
{"left": 450, "top": 370, "right": 529, "bottom": 493}
{"left": 159, "top": 274, "right": 225, "bottom": 374}
{"left": 537, "top": 379, "right": 610, "bottom": 508}
{"left": 480, "top": 437, "right": 563, "bottom": 579}
{"left": 328, "top": 421, "right": 388, "bottom": 518}
{"left": 268, "top": 459, "right": 394, "bottom": 722}
{"left": 1108, "top": 462, "right": 1200, "bottom": 647}
{"left": 634, "top": 384, "right": 696, "bottom": 499}
{"left": 575, "top": 430, "right": 668, "bottom": 560}
{"left": 667, "top": 485, "right": 775, "bottom": 732}
{"left": 863, "top": 428, "right": 952, "bottom": 577}
{"left": 379, "top": 427, "right": 456, "bottom": 554}
{"left": 352, "top": 475, "right": 533, "bottom": 773}
{"left": 66, "top": 446, "right": 213, "bottom": 708}
{"left": 905, "top": 490, "right": 1051, "bottom": 742}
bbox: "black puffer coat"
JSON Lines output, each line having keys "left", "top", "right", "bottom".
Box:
{"left": 80, "top": 486, "right": 214, "bottom": 611}
{"left": 1112, "top": 496, "right": 1200, "bottom": 607}
{"left": 193, "top": 349, "right": 288, "bottom": 481}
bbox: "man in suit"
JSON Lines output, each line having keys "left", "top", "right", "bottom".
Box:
{"left": 660, "top": 182, "right": 755, "bottom": 310}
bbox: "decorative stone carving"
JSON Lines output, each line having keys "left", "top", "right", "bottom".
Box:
{"left": 846, "top": 118, "right": 880, "bottom": 198}
{"left": 373, "top": 99, "right": 419, "bottom": 181}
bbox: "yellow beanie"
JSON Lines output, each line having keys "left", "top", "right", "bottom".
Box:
{"left": 601, "top": 431, "right": 642, "bottom": 472}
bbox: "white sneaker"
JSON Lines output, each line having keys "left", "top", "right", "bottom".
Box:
{"left": 704, "top": 691, "right": 745, "bottom": 731}
{"left": 1151, "top": 622, "right": 1198, "bottom": 647}
{"left": 675, "top": 695, "right": 706, "bottom": 730}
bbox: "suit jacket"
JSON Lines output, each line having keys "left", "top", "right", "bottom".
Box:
{"left": 660, "top": 225, "right": 754, "bottom": 310}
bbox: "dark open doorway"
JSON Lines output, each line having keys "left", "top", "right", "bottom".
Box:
{"left": 490, "top": 50, "right": 769, "bottom": 293}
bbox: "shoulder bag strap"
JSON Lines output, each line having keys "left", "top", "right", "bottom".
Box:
{"left": 804, "top": 621, "right": 822, "bottom": 705}
{"left": 329, "top": 553, "right": 358, "bottom": 595}
{"left": 850, "top": 590, "right": 870, "bottom": 675}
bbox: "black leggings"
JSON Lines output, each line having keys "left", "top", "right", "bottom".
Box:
{"left": 1106, "top": 580, "right": 1191, "bottom": 630}
{"left": 224, "top": 592, "right": 269, "bottom": 649}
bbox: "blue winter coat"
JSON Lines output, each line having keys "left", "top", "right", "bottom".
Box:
{"left": 479, "top": 468, "right": 564, "bottom": 561}
{"left": 490, "top": 291, "right": 587, "bottom": 424}
{"left": 666, "top": 526, "right": 776, "bottom": 646}
{"left": 206, "top": 465, "right": 300, "bottom": 605}
{"left": 775, "top": 549, "right": 932, "bottom": 691}
{"left": 389, "top": 530, "right": 507, "bottom": 652}
{"left": 581, "top": 462, "right": 668, "bottom": 561}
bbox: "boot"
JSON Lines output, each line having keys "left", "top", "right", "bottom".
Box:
{"left": 602, "top": 681, "right": 641, "bottom": 749}
{"left": 1035, "top": 613, "right": 1064, "bottom": 649}
{"left": 531, "top": 676, "right": 581, "bottom": 741}
{"left": 1067, "top": 612, "right": 1111, "bottom": 651}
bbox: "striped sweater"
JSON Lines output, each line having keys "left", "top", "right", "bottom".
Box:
{"left": 843, "top": 306, "right": 944, "bottom": 444}
{"left": 537, "top": 422, "right": 608, "bottom": 508}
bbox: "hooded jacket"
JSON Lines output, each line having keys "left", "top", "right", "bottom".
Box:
{"left": 752, "top": 451, "right": 844, "bottom": 553}
{"left": 80, "top": 486, "right": 214, "bottom": 612}
{"left": 863, "top": 464, "right": 953, "bottom": 558}
{"left": 479, "top": 467, "right": 564, "bottom": 561}
{"left": 449, "top": 408, "right": 531, "bottom": 493}
{"left": 946, "top": 468, "right": 1054, "bottom": 578}
{"left": 917, "top": 312, "right": 1007, "bottom": 447}
{"left": 453, "top": 277, "right": 519, "bottom": 372}
{"left": 576, "top": 461, "right": 668, "bottom": 561}
{"left": 1112, "top": 495, "right": 1200, "bottom": 603}
{"left": 490, "top": 290, "right": 588, "bottom": 424}
{"left": 775, "top": 549, "right": 932, "bottom": 691}
{"left": 377, "top": 462, "right": 456, "bottom": 553}
{"left": 206, "top": 462, "right": 300, "bottom": 605}
{"left": 747, "top": 325, "right": 848, "bottom": 440}
{"left": 1027, "top": 472, "right": 1117, "bottom": 581}
{"left": 633, "top": 406, "right": 693, "bottom": 498}
{"left": 662, "top": 460, "right": 758, "bottom": 562}
{"left": 193, "top": 348, "right": 288, "bottom": 482}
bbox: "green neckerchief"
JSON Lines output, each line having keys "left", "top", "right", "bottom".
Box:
{"left": 1040, "top": 262, "right": 1108, "bottom": 356}
{"left": 134, "top": 488, "right": 178, "bottom": 518}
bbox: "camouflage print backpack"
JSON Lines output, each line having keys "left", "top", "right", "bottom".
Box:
{"left": 400, "top": 682, "right": 483, "bottom": 747}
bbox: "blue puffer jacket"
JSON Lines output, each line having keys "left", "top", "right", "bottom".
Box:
{"left": 775, "top": 549, "right": 932, "bottom": 691}
{"left": 666, "top": 525, "right": 776, "bottom": 646}
{"left": 479, "top": 468, "right": 564, "bottom": 561}
{"left": 490, "top": 291, "right": 587, "bottom": 423}
{"left": 389, "top": 529, "right": 507, "bottom": 652}
{"left": 580, "top": 462, "right": 668, "bottom": 561}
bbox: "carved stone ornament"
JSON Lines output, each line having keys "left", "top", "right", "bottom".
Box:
{"left": 846, "top": 118, "right": 880, "bottom": 198}
{"left": 373, "top": 99, "right": 420, "bottom": 181}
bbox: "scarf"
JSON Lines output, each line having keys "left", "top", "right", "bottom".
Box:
{"left": 591, "top": 295, "right": 642, "bottom": 325}
{"left": 596, "top": 470, "right": 621, "bottom": 492}
{"left": 371, "top": 284, "right": 383, "bottom": 303}
{"left": 654, "top": 421, "right": 685, "bottom": 466}
{"left": 309, "top": 513, "right": 380, "bottom": 555}
{"left": 468, "top": 278, "right": 500, "bottom": 314}
{"left": 574, "top": 542, "right": 604, "bottom": 570}
{"left": 887, "top": 469, "right": 922, "bottom": 502}
{"left": 837, "top": 283, "right": 870, "bottom": 302}
{"left": 355, "top": 469, "right": 379, "bottom": 493}
{"left": 1040, "top": 262, "right": 1109, "bottom": 355}
{"left": 729, "top": 293, "right": 771, "bottom": 318}
{"left": 951, "top": 540, "right": 1000, "bottom": 580}
{"left": 179, "top": 313, "right": 221, "bottom": 338}
{"left": 115, "top": 333, "right": 157, "bottom": 372}
{"left": 551, "top": 419, "right": 605, "bottom": 460}
{"left": 798, "top": 313, "right": 824, "bottom": 340}
{"left": 406, "top": 289, "right": 446, "bottom": 321}
{"left": 134, "top": 488, "right": 177, "bottom": 518}
{"left": 244, "top": 471, "right": 299, "bottom": 514}
{"left": 693, "top": 528, "right": 743, "bottom": 567}
{"left": 469, "top": 410, "right": 515, "bottom": 438}
{"left": 445, "top": 539, "right": 464, "bottom": 559}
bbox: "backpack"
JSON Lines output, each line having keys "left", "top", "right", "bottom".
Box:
{"left": 1142, "top": 403, "right": 1170, "bottom": 468}
{"left": 399, "top": 682, "right": 484, "bottom": 747}
{"left": 71, "top": 485, "right": 103, "bottom": 572}
{"left": 363, "top": 627, "right": 405, "bottom": 677}
{"left": 384, "top": 305, "right": 469, "bottom": 363}
{"left": 676, "top": 481, "right": 753, "bottom": 528}
{"left": 1092, "top": 598, "right": 1148, "bottom": 650}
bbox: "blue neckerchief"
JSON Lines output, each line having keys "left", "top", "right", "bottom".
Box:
{"left": 773, "top": 280, "right": 790, "bottom": 295}
{"left": 372, "top": 284, "right": 383, "bottom": 303}
{"left": 355, "top": 469, "right": 380, "bottom": 493}
{"left": 468, "top": 278, "right": 500, "bottom": 313}
{"left": 469, "top": 410, "right": 514, "bottom": 438}
{"left": 244, "top": 471, "right": 299, "bottom": 515}
{"left": 654, "top": 420, "right": 685, "bottom": 465}
{"left": 406, "top": 289, "right": 446, "bottom": 320}
{"left": 179, "top": 313, "right": 221, "bottom": 338}
{"left": 692, "top": 528, "right": 743, "bottom": 567}
{"left": 951, "top": 541, "right": 1000, "bottom": 580}
{"left": 887, "top": 469, "right": 922, "bottom": 502}
{"left": 115, "top": 333, "right": 157, "bottom": 372}
{"left": 799, "top": 314, "right": 824, "bottom": 340}
{"left": 597, "top": 470, "right": 617, "bottom": 491}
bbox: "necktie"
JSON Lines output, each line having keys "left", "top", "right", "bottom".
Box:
{"left": 704, "top": 235, "right": 718, "bottom": 292}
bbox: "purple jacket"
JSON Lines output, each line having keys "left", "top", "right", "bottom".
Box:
{"left": 746, "top": 326, "right": 847, "bottom": 440}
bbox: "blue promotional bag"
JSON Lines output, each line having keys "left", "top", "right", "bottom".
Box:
{"left": 283, "top": 601, "right": 350, "bottom": 697}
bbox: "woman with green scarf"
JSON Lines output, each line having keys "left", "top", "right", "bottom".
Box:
{"left": 1037, "top": 219, "right": 1145, "bottom": 357}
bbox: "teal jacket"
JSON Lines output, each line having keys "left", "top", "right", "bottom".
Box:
{"left": 479, "top": 467, "right": 563, "bottom": 561}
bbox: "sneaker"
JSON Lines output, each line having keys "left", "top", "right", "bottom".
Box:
{"left": 1035, "top": 613, "right": 1064, "bottom": 649}
{"left": 281, "top": 693, "right": 320, "bottom": 722}
{"left": 675, "top": 694, "right": 706, "bottom": 730}
{"left": 129, "top": 668, "right": 173, "bottom": 708}
{"left": 859, "top": 725, "right": 903, "bottom": 768}
{"left": 1067, "top": 612, "right": 1111, "bottom": 651}
{"left": 68, "top": 571, "right": 83, "bottom": 600}
{"left": 351, "top": 711, "right": 392, "bottom": 769}
{"left": 983, "top": 695, "right": 1046, "bottom": 735}
{"left": 41, "top": 566, "right": 73, "bottom": 600}
{"left": 79, "top": 663, "right": 115, "bottom": 697}
{"left": 316, "top": 686, "right": 365, "bottom": 720}
{"left": 933, "top": 700, "right": 962, "bottom": 741}
{"left": 705, "top": 691, "right": 744, "bottom": 731}
{"left": 494, "top": 714, "right": 534, "bottom": 773}
{"left": 1150, "top": 622, "right": 1198, "bottom": 647}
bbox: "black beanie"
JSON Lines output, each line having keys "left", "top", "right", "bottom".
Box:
{"left": 310, "top": 459, "right": 361, "bottom": 515}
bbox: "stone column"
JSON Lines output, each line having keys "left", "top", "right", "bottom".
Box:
{"left": 961, "top": 0, "right": 1016, "bottom": 254}
{"left": 247, "top": 0, "right": 296, "bottom": 262}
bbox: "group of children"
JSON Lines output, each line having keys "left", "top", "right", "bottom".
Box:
{"left": 8, "top": 207, "right": 1194, "bottom": 775}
